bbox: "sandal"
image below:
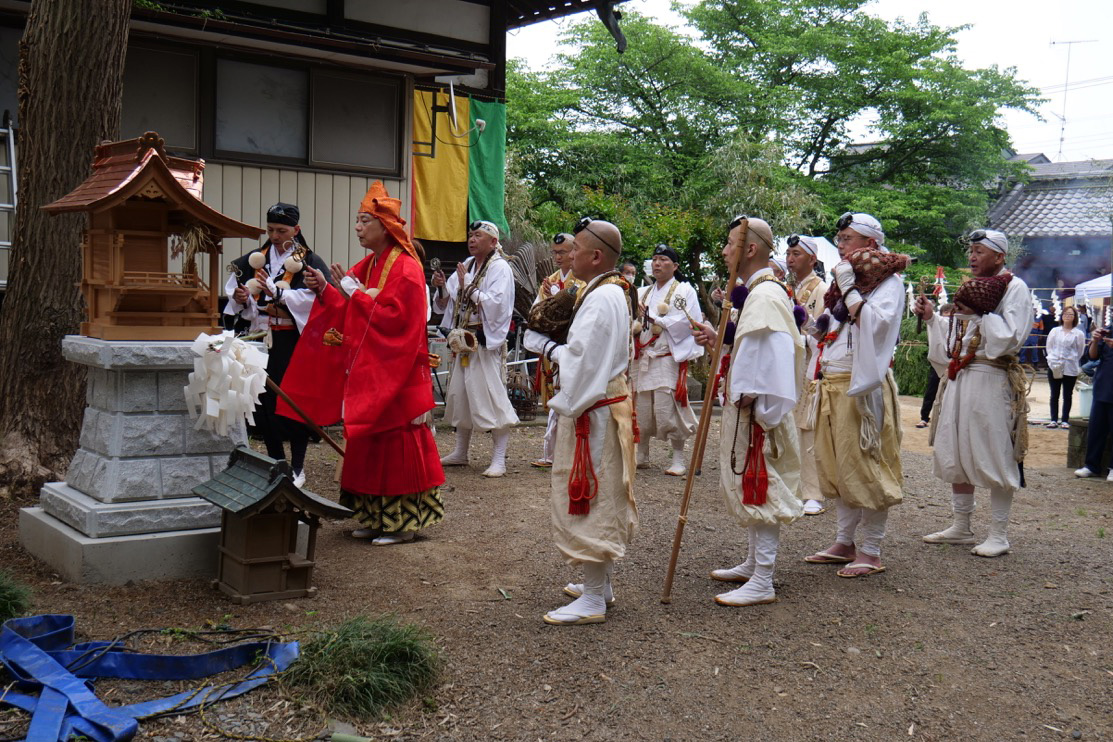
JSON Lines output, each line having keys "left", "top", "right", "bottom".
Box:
{"left": 837, "top": 562, "right": 886, "bottom": 578}
{"left": 915, "top": 420, "right": 929, "bottom": 429}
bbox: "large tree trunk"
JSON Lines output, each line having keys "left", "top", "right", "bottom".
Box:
{"left": 0, "top": 0, "right": 130, "bottom": 498}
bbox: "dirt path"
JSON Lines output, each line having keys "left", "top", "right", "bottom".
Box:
{"left": 1, "top": 414, "right": 1111, "bottom": 741}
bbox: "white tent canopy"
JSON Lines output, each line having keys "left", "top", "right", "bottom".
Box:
{"left": 1074, "top": 274, "right": 1113, "bottom": 301}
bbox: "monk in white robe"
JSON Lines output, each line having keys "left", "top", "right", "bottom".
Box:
{"left": 433, "top": 220, "right": 519, "bottom": 477}
{"left": 529, "top": 233, "right": 585, "bottom": 468}
{"left": 633, "top": 245, "right": 704, "bottom": 476}
{"left": 785, "top": 234, "right": 830, "bottom": 516}
{"left": 804, "top": 213, "right": 906, "bottom": 578}
{"left": 915, "top": 229, "right": 1032, "bottom": 557}
{"left": 695, "top": 217, "right": 805, "bottom": 606}
{"left": 526, "top": 219, "right": 637, "bottom": 626}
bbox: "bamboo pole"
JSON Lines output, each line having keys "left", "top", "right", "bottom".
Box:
{"left": 661, "top": 221, "right": 746, "bottom": 604}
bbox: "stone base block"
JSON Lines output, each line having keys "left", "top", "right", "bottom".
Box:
{"left": 66, "top": 449, "right": 233, "bottom": 502}
{"left": 40, "top": 482, "right": 221, "bottom": 538}
{"left": 19, "top": 507, "right": 219, "bottom": 584}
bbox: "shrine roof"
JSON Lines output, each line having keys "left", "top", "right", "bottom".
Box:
{"left": 43, "top": 132, "right": 264, "bottom": 240}
{"left": 194, "top": 445, "right": 351, "bottom": 519}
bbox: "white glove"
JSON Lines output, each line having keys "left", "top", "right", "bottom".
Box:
{"left": 832, "top": 261, "right": 856, "bottom": 294}
{"left": 340, "top": 275, "right": 362, "bottom": 297}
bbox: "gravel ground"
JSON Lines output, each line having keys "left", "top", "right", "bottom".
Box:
{"left": 1, "top": 395, "right": 1111, "bottom": 741}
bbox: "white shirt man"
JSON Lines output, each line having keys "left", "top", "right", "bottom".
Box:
{"left": 633, "top": 245, "right": 704, "bottom": 476}
{"left": 916, "top": 229, "right": 1032, "bottom": 557}
{"left": 433, "top": 220, "right": 519, "bottom": 477}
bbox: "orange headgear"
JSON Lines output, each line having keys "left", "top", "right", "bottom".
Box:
{"left": 359, "top": 180, "right": 418, "bottom": 261}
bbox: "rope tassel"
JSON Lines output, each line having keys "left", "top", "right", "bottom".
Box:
{"left": 675, "top": 360, "right": 690, "bottom": 406}
{"left": 567, "top": 396, "right": 627, "bottom": 515}
{"left": 741, "top": 420, "right": 768, "bottom": 506}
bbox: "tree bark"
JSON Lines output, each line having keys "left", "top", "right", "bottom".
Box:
{"left": 0, "top": 0, "right": 130, "bottom": 497}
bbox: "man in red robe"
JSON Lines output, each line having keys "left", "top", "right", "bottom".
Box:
{"left": 278, "top": 181, "right": 444, "bottom": 545}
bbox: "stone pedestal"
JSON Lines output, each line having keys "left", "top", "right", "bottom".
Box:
{"left": 20, "top": 336, "right": 241, "bottom": 584}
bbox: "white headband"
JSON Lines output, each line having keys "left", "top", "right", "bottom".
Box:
{"left": 847, "top": 213, "right": 885, "bottom": 244}
{"left": 471, "top": 220, "right": 500, "bottom": 239}
{"left": 973, "top": 229, "right": 1008, "bottom": 254}
{"left": 770, "top": 256, "right": 787, "bottom": 274}
{"left": 794, "top": 235, "right": 818, "bottom": 257}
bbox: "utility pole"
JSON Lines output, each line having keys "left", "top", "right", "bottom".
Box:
{"left": 1049, "top": 39, "right": 1097, "bottom": 160}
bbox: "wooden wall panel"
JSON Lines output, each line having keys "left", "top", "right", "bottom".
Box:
{"left": 200, "top": 164, "right": 404, "bottom": 292}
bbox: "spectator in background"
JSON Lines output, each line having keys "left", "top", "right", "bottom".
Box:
{"left": 1075, "top": 323, "right": 1113, "bottom": 480}
{"left": 917, "top": 303, "right": 953, "bottom": 429}
{"left": 1020, "top": 314, "right": 1042, "bottom": 365}
{"left": 1045, "top": 306, "right": 1086, "bottom": 429}
{"left": 1076, "top": 304, "right": 1092, "bottom": 339}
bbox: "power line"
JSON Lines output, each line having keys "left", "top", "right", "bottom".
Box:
{"left": 1049, "top": 39, "right": 1098, "bottom": 160}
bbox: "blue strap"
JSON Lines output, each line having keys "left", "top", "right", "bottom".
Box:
{"left": 0, "top": 615, "right": 299, "bottom": 742}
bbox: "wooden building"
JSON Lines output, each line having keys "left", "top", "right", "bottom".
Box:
{"left": 0, "top": 1, "right": 629, "bottom": 304}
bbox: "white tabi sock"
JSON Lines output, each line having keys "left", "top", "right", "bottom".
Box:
{"left": 546, "top": 561, "right": 608, "bottom": 624}
{"left": 834, "top": 499, "right": 862, "bottom": 548}
{"left": 972, "top": 487, "right": 1013, "bottom": 557}
{"left": 710, "top": 525, "right": 757, "bottom": 582}
{"left": 716, "top": 523, "right": 779, "bottom": 606}
{"left": 483, "top": 427, "right": 510, "bottom": 477}
{"left": 857, "top": 508, "right": 889, "bottom": 558}
{"left": 541, "top": 409, "right": 558, "bottom": 463}
{"left": 666, "top": 438, "right": 687, "bottom": 475}
{"left": 441, "top": 427, "right": 472, "bottom": 466}
{"left": 923, "top": 491, "right": 976, "bottom": 544}
{"left": 636, "top": 438, "right": 650, "bottom": 468}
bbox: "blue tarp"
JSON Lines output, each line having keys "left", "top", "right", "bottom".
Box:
{"left": 0, "top": 614, "right": 299, "bottom": 742}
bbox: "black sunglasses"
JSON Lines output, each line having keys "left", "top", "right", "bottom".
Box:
{"left": 787, "top": 234, "right": 801, "bottom": 248}
{"left": 836, "top": 212, "right": 855, "bottom": 231}
{"left": 573, "top": 217, "right": 620, "bottom": 255}
{"left": 728, "top": 214, "right": 748, "bottom": 231}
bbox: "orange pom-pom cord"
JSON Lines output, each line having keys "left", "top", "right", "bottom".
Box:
{"left": 674, "top": 360, "right": 690, "bottom": 407}
{"left": 567, "top": 395, "right": 628, "bottom": 515}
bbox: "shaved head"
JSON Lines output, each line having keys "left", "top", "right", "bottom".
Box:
{"left": 570, "top": 220, "right": 623, "bottom": 282}
{"left": 746, "top": 218, "right": 774, "bottom": 261}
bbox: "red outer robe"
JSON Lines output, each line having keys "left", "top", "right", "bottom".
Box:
{"left": 278, "top": 249, "right": 445, "bottom": 497}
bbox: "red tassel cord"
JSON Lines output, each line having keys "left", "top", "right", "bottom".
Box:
{"left": 675, "top": 360, "right": 690, "bottom": 406}
{"left": 567, "top": 395, "right": 628, "bottom": 515}
{"left": 711, "top": 353, "right": 731, "bottom": 401}
{"left": 631, "top": 395, "right": 641, "bottom": 444}
{"left": 741, "top": 420, "right": 769, "bottom": 506}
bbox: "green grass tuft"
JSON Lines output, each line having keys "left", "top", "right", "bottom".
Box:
{"left": 0, "top": 570, "right": 31, "bottom": 622}
{"left": 283, "top": 615, "right": 439, "bottom": 720}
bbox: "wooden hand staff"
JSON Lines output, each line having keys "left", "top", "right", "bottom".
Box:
{"left": 661, "top": 221, "right": 746, "bottom": 604}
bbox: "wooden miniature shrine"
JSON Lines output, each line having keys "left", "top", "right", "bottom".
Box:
{"left": 193, "top": 446, "right": 352, "bottom": 604}
{"left": 43, "top": 132, "right": 264, "bottom": 341}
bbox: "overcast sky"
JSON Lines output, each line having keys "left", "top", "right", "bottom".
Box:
{"left": 506, "top": 0, "right": 1113, "bottom": 163}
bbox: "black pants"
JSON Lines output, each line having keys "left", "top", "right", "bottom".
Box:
{"left": 1048, "top": 372, "right": 1078, "bottom": 423}
{"left": 920, "top": 366, "right": 940, "bottom": 422}
{"left": 1084, "top": 398, "right": 1113, "bottom": 472}
{"left": 258, "top": 329, "right": 310, "bottom": 472}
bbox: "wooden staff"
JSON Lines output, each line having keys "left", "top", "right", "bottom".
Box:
{"left": 661, "top": 221, "right": 746, "bottom": 604}
{"left": 266, "top": 377, "right": 346, "bottom": 458}
{"left": 915, "top": 276, "right": 930, "bottom": 334}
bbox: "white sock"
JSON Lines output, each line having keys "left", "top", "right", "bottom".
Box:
{"left": 711, "top": 525, "right": 757, "bottom": 580}
{"left": 924, "top": 491, "right": 975, "bottom": 542}
{"left": 667, "top": 439, "right": 686, "bottom": 473}
{"left": 483, "top": 428, "right": 510, "bottom": 476}
{"left": 716, "top": 524, "right": 778, "bottom": 605}
{"left": 636, "top": 439, "right": 650, "bottom": 466}
{"left": 442, "top": 427, "right": 472, "bottom": 464}
{"left": 834, "top": 499, "right": 861, "bottom": 547}
{"left": 972, "top": 487, "right": 1013, "bottom": 557}
{"left": 548, "top": 561, "right": 608, "bottom": 620}
{"left": 858, "top": 508, "right": 889, "bottom": 557}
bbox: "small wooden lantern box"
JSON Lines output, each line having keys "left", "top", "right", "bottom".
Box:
{"left": 43, "top": 131, "right": 264, "bottom": 341}
{"left": 193, "top": 446, "right": 352, "bottom": 604}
